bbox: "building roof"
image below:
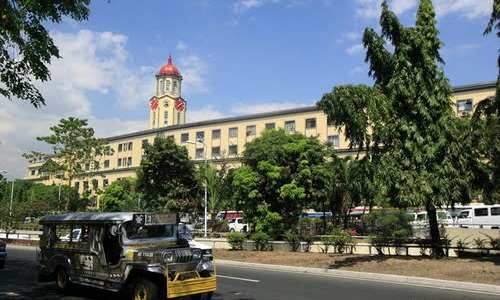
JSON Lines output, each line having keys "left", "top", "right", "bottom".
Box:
{"left": 158, "top": 55, "right": 181, "bottom": 77}
{"left": 39, "top": 212, "right": 138, "bottom": 224}
{"left": 104, "top": 81, "right": 497, "bottom": 142}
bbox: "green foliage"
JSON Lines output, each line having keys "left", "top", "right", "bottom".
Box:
{"left": 284, "top": 230, "right": 301, "bottom": 252}
{"left": 251, "top": 231, "right": 271, "bottom": 251}
{"left": 227, "top": 231, "right": 245, "bottom": 250}
{"left": 24, "top": 117, "right": 113, "bottom": 210}
{"left": 100, "top": 178, "right": 141, "bottom": 212}
{"left": 232, "top": 129, "right": 331, "bottom": 234}
{"left": 328, "top": 227, "right": 356, "bottom": 254}
{"left": 366, "top": 209, "right": 413, "bottom": 255}
{"left": 198, "top": 163, "right": 233, "bottom": 222}
{"left": 318, "top": 0, "right": 474, "bottom": 256}
{"left": 0, "top": 0, "right": 91, "bottom": 107}
{"left": 137, "top": 136, "right": 200, "bottom": 213}
{"left": 253, "top": 204, "right": 283, "bottom": 239}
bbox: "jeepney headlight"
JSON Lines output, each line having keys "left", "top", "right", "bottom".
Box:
{"left": 202, "top": 249, "right": 213, "bottom": 261}
{"left": 161, "top": 250, "right": 174, "bottom": 264}
{"left": 192, "top": 249, "right": 202, "bottom": 260}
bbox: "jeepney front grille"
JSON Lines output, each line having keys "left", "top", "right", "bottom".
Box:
{"left": 174, "top": 249, "right": 193, "bottom": 263}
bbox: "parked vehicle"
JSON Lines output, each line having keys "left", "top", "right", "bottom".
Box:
{"left": 0, "top": 239, "right": 6, "bottom": 269}
{"left": 228, "top": 218, "right": 249, "bottom": 233}
{"left": 38, "top": 212, "right": 216, "bottom": 300}
{"left": 408, "top": 210, "right": 454, "bottom": 227}
{"left": 456, "top": 205, "right": 500, "bottom": 229}
{"left": 216, "top": 211, "right": 243, "bottom": 221}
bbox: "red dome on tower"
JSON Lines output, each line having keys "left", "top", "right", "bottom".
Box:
{"left": 158, "top": 55, "right": 181, "bottom": 76}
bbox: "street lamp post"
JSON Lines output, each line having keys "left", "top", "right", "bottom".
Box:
{"left": 186, "top": 139, "right": 208, "bottom": 238}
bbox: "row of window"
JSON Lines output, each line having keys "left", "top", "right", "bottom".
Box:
{"left": 118, "top": 142, "right": 133, "bottom": 152}
{"left": 74, "top": 178, "right": 109, "bottom": 191}
{"left": 157, "top": 78, "right": 179, "bottom": 96}
{"left": 117, "top": 157, "right": 133, "bottom": 168}
{"left": 195, "top": 145, "right": 239, "bottom": 159}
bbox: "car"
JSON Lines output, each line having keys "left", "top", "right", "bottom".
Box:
{"left": 228, "top": 218, "right": 249, "bottom": 233}
{"left": 38, "top": 212, "right": 216, "bottom": 300}
{"left": 0, "top": 239, "right": 6, "bottom": 269}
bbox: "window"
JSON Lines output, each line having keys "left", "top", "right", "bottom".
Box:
{"left": 246, "top": 125, "right": 256, "bottom": 137}
{"left": 181, "top": 133, "right": 189, "bottom": 143}
{"left": 83, "top": 181, "right": 89, "bottom": 191}
{"left": 195, "top": 148, "right": 204, "bottom": 159}
{"left": 141, "top": 140, "right": 149, "bottom": 151}
{"left": 31, "top": 169, "right": 36, "bottom": 176}
{"left": 118, "top": 158, "right": 122, "bottom": 167}
{"left": 55, "top": 225, "right": 73, "bottom": 242}
{"left": 229, "top": 145, "right": 238, "bottom": 156}
{"left": 92, "top": 179, "right": 98, "bottom": 190}
{"left": 474, "top": 208, "right": 488, "bottom": 217}
{"left": 491, "top": 207, "right": 500, "bottom": 216}
{"left": 165, "top": 79, "right": 171, "bottom": 92}
{"left": 196, "top": 131, "right": 205, "bottom": 142}
{"left": 164, "top": 111, "right": 168, "bottom": 126}
{"left": 127, "top": 157, "right": 132, "bottom": 166}
{"left": 159, "top": 79, "right": 165, "bottom": 94}
{"left": 265, "top": 123, "right": 275, "bottom": 130}
{"left": 327, "top": 118, "right": 335, "bottom": 127}
{"left": 229, "top": 127, "right": 238, "bottom": 138}
{"left": 457, "top": 99, "right": 473, "bottom": 113}
{"left": 458, "top": 211, "right": 470, "bottom": 219}
{"left": 173, "top": 80, "right": 178, "bottom": 93}
{"left": 327, "top": 135, "right": 340, "bottom": 149}
{"left": 72, "top": 225, "right": 90, "bottom": 244}
{"left": 284, "top": 120, "right": 295, "bottom": 132}
{"left": 212, "top": 146, "right": 221, "bottom": 159}
{"left": 85, "top": 163, "right": 90, "bottom": 171}
{"left": 305, "top": 118, "right": 317, "bottom": 129}
{"left": 103, "top": 179, "right": 109, "bottom": 188}
{"left": 128, "top": 142, "right": 133, "bottom": 151}
{"left": 118, "top": 144, "right": 123, "bottom": 152}
{"left": 212, "top": 129, "right": 221, "bottom": 140}
{"left": 74, "top": 182, "right": 80, "bottom": 190}
{"left": 104, "top": 160, "right": 110, "bottom": 169}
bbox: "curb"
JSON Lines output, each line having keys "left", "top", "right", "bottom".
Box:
{"left": 216, "top": 259, "right": 500, "bottom": 296}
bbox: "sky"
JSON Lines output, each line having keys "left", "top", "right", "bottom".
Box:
{"left": 0, "top": 0, "right": 497, "bottom": 178}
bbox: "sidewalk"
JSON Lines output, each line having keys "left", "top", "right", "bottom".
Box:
{"left": 217, "top": 259, "right": 500, "bottom": 296}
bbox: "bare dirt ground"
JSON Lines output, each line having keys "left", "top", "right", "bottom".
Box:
{"left": 215, "top": 249, "right": 500, "bottom": 285}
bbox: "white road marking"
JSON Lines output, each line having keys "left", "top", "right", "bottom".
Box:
{"left": 217, "top": 275, "right": 260, "bottom": 283}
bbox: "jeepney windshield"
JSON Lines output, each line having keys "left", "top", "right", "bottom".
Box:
{"left": 124, "top": 221, "right": 175, "bottom": 240}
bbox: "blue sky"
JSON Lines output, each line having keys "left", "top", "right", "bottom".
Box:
{"left": 0, "top": 0, "right": 496, "bottom": 177}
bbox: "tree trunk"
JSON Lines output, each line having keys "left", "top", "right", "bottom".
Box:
{"left": 426, "top": 204, "right": 444, "bottom": 257}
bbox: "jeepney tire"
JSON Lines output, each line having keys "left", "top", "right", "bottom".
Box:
{"left": 191, "top": 292, "right": 213, "bottom": 300}
{"left": 55, "top": 267, "right": 71, "bottom": 292}
{"left": 131, "top": 277, "right": 160, "bottom": 300}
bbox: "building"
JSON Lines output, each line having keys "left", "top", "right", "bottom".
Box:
{"left": 24, "top": 56, "right": 497, "bottom": 197}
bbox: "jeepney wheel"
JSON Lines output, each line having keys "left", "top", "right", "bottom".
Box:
{"left": 132, "top": 278, "right": 159, "bottom": 300}
{"left": 191, "top": 292, "right": 213, "bottom": 300}
{"left": 55, "top": 267, "right": 70, "bottom": 291}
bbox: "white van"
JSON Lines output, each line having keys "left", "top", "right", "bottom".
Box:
{"left": 456, "top": 205, "right": 500, "bottom": 228}
{"left": 409, "top": 210, "right": 454, "bottom": 227}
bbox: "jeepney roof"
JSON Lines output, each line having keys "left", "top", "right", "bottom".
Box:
{"left": 39, "top": 212, "right": 139, "bottom": 224}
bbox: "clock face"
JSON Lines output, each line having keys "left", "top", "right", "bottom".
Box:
{"left": 174, "top": 98, "right": 185, "bottom": 112}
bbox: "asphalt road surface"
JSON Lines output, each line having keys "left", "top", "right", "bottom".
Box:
{"left": 0, "top": 246, "right": 498, "bottom": 300}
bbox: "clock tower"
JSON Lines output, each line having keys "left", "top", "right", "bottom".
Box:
{"left": 149, "top": 55, "right": 187, "bottom": 129}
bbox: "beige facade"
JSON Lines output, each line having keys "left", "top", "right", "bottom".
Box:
{"left": 24, "top": 59, "right": 496, "bottom": 199}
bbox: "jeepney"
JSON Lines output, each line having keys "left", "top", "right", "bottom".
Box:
{"left": 38, "top": 212, "right": 216, "bottom": 300}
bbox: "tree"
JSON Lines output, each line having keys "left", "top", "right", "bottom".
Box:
{"left": 232, "top": 129, "right": 330, "bottom": 232}
{"left": 24, "top": 117, "right": 113, "bottom": 210}
{"left": 100, "top": 178, "right": 141, "bottom": 212}
{"left": 137, "top": 136, "right": 200, "bottom": 213}
{"left": 0, "top": 0, "right": 91, "bottom": 107}
{"left": 198, "top": 162, "right": 233, "bottom": 222}
{"left": 318, "top": 0, "right": 474, "bottom": 256}
{"left": 470, "top": 0, "right": 500, "bottom": 203}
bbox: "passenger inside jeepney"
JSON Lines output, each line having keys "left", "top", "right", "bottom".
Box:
{"left": 103, "top": 225, "right": 122, "bottom": 266}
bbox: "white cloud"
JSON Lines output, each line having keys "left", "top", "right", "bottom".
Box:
{"left": 188, "top": 105, "right": 227, "bottom": 122}
{"left": 346, "top": 44, "right": 364, "bottom": 55}
{"left": 179, "top": 54, "right": 209, "bottom": 95}
{"left": 176, "top": 41, "right": 188, "bottom": 51}
{"left": 435, "top": 0, "right": 493, "bottom": 19}
{"left": 354, "top": 0, "right": 492, "bottom": 19}
{"left": 0, "top": 29, "right": 150, "bottom": 178}
{"left": 232, "top": 0, "right": 312, "bottom": 14}
{"left": 348, "top": 65, "right": 366, "bottom": 76}
{"left": 336, "top": 31, "right": 362, "bottom": 44}
{"left": 230, "top": 101, "right": 310, "bottom": 115}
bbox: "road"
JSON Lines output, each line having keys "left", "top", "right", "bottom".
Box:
{"left": 0, "top": 246, "right": 498, "bottom": 300}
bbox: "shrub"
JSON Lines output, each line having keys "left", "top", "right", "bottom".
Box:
{"left": 252, "top": 231, "right": 271, "bottom": 251}
{"left": 284, "top": 230, "right": 301, "bottom": 252}
{"left": 365, "top": 209, "right": 413, "bottom": 255}
{"left": 320, "top": 235, "right": 335, "bottom": 253}
{"left": 473, "top": 237, "right": 486, "bottom": 249}
{"left": 482, "top": 234, "right": 500, "bottom": 250}
{"left": 329, "top": 227, "right": 356, "bottom": 254}
{"left": 301, "top": 233, "right": 315, "bottom": 252}
{"left": 254, "top": 204, "right": 283, "bottom": 239}
{"left": 228, "top": 232, "right": 245, "bottom": 250}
